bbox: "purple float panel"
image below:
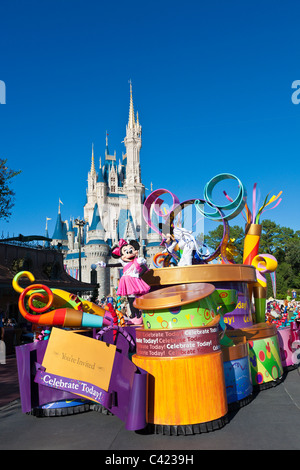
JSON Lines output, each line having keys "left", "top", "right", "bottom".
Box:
{"left": 16, "top": 341, "right": 79, "bottom": 414}
{"left": 215, "top": 282, "right": 253, "bottom": 330}
{"left": 33, "top": 347, "right": 147, "bottom": 431}
{"left": 107, "top": 349, "right": 147, "bottom": 430}
{"left": 93, "top": 325, "right": 147, "bottom": 430}
{"left": 17, "top": 327, "right": 147, "bottom": 431}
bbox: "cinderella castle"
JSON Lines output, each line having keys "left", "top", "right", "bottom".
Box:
{"left": 50, "top": 85, "right": 161, "bottom": 298}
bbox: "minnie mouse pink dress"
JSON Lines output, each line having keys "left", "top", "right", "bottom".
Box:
{"left": 117, "top": 257, "right": 150, "bottom": 297}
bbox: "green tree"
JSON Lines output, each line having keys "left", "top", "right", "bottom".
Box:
{"left": 0, "top": 158, "right": 21, "bottom": 220}
{"left": 273, "top": 262, "right": 295, "bottom": 299}
{"left": 285, "top": 237, "right": 300, "bottom": 272}
{"left": 259, "top": 220, "right": 281, "bottom": 254}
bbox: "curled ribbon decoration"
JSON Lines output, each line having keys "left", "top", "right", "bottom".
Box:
{"left": 12, "top": 271, "right": 111, "bottom": 317}
{"left": 143, "top": 174, "right": 247, "bottom": 265}
{"left": 244, "top": 183, "right": 282, "bottom": 226}
{"left": 153, "top": 252, "right": 177, "bottom": 268}
{"left": 195, "top": 173, "right": 247, "bottom": 222}
{"left": 13, "top": 271, "right": 115, "bottom": 328}
{"left": 144, "top": 193, "right": 231, "bottom": 264}
{"left": 12, "top": 270, "right": 36, "bottom": 294}
{"left": 165, "top": 198, "right": 231, "bottom": 263}
{"left": 251, "top": 254, "right": 278, "bottom": 297}
{"left": 143, "top": 189, "right": 180, "bottom": 236}
{"left": 17, "top": 284, "right": 112, "bottom": 329}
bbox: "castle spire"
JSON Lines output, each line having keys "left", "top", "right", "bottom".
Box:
{"left": 128, "top": 81, "right": 135, "bottom": 129}
{"left": 58, "top": 198, "right": 63, "bottom": 214}
{"left": 105, "top": 131, "right": 109, "bottom": 156}
{"left": 90, "top": 143, "right": 96, "bottom": 175}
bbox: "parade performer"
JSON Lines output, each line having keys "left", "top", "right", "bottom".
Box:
{"left": 158, "top": 233, "right": 180, "bottom": 266}
{"left": 98, "top": 239, "right": 150, "bottom": 322}
{"left": 173, "top": 227, "right": 201, "bottom": 266}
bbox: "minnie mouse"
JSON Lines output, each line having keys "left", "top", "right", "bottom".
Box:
{"left": 97, "top": 239, "right": 150, "bottom": 322}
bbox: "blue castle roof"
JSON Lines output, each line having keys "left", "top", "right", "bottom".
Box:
{"left": 52, "top": 212, "right": 68, "bottom": 240}
{"left": 68, "top": 219, "right": 74, "bottom": 232}
{"left": 117, "top": 209, "right": 137, "bottom": 240}
{"left": 89, "top": 203, "right": 105, "bottom": 231}
{"left": 97, "top": 167, "right": 105, "bottom": 183}
{"left": 86, "top": 203, "right": 108, "bottom": 246}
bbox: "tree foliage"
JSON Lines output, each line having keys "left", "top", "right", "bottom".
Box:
{"left": 0, "top": 158, "right": 21, "bottom": 220}
{"left": 205, "top": 219, "right": 300, "bottom": 299}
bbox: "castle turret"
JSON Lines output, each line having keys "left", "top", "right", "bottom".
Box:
{"left": 123, "top": 83, "right": 145, "bottom": 242}
{"left": 123, "top": 83, "right": 142, "bottom": 188}
{"left": 85, "top": 203, "right": 110, "bottom": 297}
{"left": 87, "top": 203, "right": 106, "bottom": 241}
{"left": 85, "top": 144, "right": 98, "bottom": 224}
{"left": 51, "top": 200, "right": 68, "bottom": 250}
{"left": 44, "top": 217, "right": 51, "bottom": 248}
{"left": 67, "top": 218, "right": 75, "bottom": 250}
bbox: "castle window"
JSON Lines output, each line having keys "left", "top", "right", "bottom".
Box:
{"left": 110, "top": 176, "right": 116, "bottom": 192}
{"left": 91, "top": 267, "right": 97, "bottom": 284}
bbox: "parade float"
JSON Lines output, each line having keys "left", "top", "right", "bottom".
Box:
{"left": 13, "top": 173, "right": 300, "bottom": 434}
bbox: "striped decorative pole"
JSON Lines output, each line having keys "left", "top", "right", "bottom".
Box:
{"left": 243, "top": 223, "right": 262, "bottom": 304}
{"left": 243, "top": 223, "right": 262, "bottom": 265}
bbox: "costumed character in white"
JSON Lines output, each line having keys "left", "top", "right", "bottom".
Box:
{"left": 173, "top": 227, "right": 201, "bottom": 266}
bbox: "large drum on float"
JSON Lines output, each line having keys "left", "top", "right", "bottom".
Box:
{"left": 222, "top": 336, "right": 253, "bottom": 409}
{"left": 226, "top": 323, "right": 283, "bottom": 389}
{"left": 132, "top": 283, "right": 235, "bottom": 435}
{"left": 143, "top": 264, "right": 256, "bottom": 330}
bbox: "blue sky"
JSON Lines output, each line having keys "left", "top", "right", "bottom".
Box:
{"left": 1, "top": 0, "right": 300, "bottom": 241}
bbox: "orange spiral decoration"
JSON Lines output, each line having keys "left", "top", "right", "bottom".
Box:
{"left": 18, "top": 284, "right": 109, "bottom": 329}
{"left": 18, "top": 284, "right": 60, "bottom": 325}
{"left": 116, "top": 309, "right": 125, "bottom": 327}
{"left": 153, "top": 252, "right": 166, "bottom": 267}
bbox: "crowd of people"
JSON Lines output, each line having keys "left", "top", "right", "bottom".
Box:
{"left": 267, "top": 298, "right": 300, "bottom": 321}
{"left": 85, "top": 294, "right": 131, "bottom": 319}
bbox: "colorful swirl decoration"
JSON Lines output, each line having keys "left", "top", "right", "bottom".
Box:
{"left": 194, "top": 174, "right": 246, "bottom": 263}
{"left": 153, "top": 252, "right": 169, "bottom": 268}
{"left": 163, "top": 197, "right": 227, "bottom": 263}
{"left": 252, "top": 254, "right": 278, "bottom": 292}
{"left": 13, "top": 271, "right": 105, "bottom": 316}
{"left": 243, "top": 183, "right": 282, "bottom": 228}
{"left": 143, "top": 193, "right": 200, "bottom": 263}
{"left": 195, "top": 173, "right": 247, "bottom": 222}
{"left": 251, "top": 254, "right": 278, "bottom": 323}
{"left": 143, "top": 189, "right": 180, "bottom": 237}
{"left": 143, "top": 183, "right": 237, "bottom": 264}
{"left": 13, "top": 271, "right": 113, "bottom": 329}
